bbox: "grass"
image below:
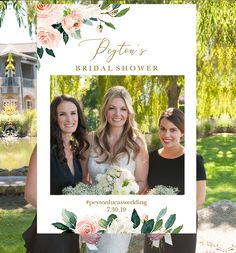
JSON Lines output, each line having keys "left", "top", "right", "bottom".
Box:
{"left": 0, "top": 208, "right": 35, "bottom": 253}
{"left": 197, "top": 134, "right": 236, "bottom": 206}
{"left": 0, "top": 134, "right": 235, "bottom": 252}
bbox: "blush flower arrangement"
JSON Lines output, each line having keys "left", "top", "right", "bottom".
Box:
{"left": 62, "top": 166, "right": 139, "bottom": 195}
{"left": 53, "top": 208, "right": 183, "bottom": 253}
{"left": 37, "top": 2, "right": 130, "bottom": 59}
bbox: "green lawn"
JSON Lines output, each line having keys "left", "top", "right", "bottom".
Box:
{"left": 0, "top": 209, "right": 35, "bottom": 253}
{"left": 0, "top": 134, "right": 235, "bottom": 253}
{"left": 197, "top": 134, "right": 236, "bottom": 206}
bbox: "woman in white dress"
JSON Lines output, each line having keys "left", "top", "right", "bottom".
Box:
{"left": 84, "top": 86, "right": 149, "bottom": 253}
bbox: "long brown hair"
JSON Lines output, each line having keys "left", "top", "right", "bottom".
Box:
{"left": 95, "top": 86, "right": 144, "bottom": 164}
{"left": 51, "top": 95, "right": 89, "bottom": 165}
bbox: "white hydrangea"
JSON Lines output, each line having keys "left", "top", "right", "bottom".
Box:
{"left": 106, "top": 217, "right": 134, "bottom": 234}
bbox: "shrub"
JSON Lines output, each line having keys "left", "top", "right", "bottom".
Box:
{"left": 197, "top": 116, "right": 236, "bottom": 137}
{"left": 84, "top": 108, "right": 99, "bottom": 131}
{"left": 145, "top": 132, "right": 161, "bottom": 151}
{"left": 197, "top": 119, "right": 214, "bottom": 138}
{"left": 24, "top": 110, "right": 37, "bottom": 137}
{"left": 214, "top": 114, "right": 236, "bottom": 133}
{"left": 0, "top": 110, "right": 37, "bottom": 137}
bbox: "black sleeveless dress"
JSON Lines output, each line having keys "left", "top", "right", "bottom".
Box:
{"left": 22, "top": 149, "right": 82, "bottom": 253}
{"left": 144, "top": 150, "right": 206, "bottom": 253}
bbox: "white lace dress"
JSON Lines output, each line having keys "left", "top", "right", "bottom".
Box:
{"left": 87, "top": 144, "right": 135, "bottom": 253}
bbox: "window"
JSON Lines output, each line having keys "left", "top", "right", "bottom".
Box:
{"left": 21, "top": 63, "right": 34, "bottom": 79}
{"left": 26, "top": 100, "right": 32, "bottom": 110}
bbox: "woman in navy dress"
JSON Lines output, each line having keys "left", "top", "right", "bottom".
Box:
{"left": 144, "top": 108, "right": 206, "bottom": 253}
{"left": 23, "top": 95, "right": 89, "bottom": 253}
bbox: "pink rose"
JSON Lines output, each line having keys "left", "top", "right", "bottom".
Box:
{"left": 61, "top": 10, "right": 84, "bottom": 33}
{"left": 37, "top": 4, "right": 63, "bottom": 19}
{"left": 141, "top": 214, "right": 149, "bottom": 221}
{"left": 37, "top": 26, "right": 61, "bottom": 49}
{"left": 75, "top": 217, "right": 99, "bottom": 238}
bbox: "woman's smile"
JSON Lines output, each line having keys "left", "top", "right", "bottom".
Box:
{"left": 57, "top": 101, "right": 78, "bottom": 135}
{"left": 106, "top": 97, "right": 128, "bottom": 128}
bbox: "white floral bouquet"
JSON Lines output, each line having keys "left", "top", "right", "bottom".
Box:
{"left": 53, "top": 207, "right": 183, "bottom": 253}
{"left": 53, "top": 209, "right": 135, "bottom": 253}
{"left": 62, "top": 166, "right": 139, "bottom": 195}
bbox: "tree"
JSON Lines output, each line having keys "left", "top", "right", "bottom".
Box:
{"left": 50, "top": 75, "right": 82, "bottom": 101}
{"left": 196, "top": 0, "right": 236, "bottom": 118}
{"left": 3, "top": 0, "right": 234, "bottom": 119}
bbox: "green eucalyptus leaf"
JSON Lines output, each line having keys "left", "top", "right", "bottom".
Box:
{"left": 99, "top": 218, "right": 107, "bottom": 229}
{"left": 115, "top": 7, "right": 130, "bottom": 17}
{"left": 104, "top": 22, "right": 115, "bottom": 30}
{"left": 112, "top": 4, "right": 121, "bottom": 10}
{"left": 52, "top": 22, "right": 64, "bottom": 33}
{"left": 63, "top": 31, "right": 69, "bottom": 44}
{"left": 156, "top": 207, "right": 167, "bottom": 221}
{"left": 83, "top": 19, "right": 93, "bottom": 26}
{"left": 52, "top": 222, "right": 69, "bottom": 231}
{"left": 172, "top": 225, "right": 183, "bottom": 234}
{"left": 37, "top": 47, "right": 44, "bottom": 59}
{"left": 101, "top": 1, "right": 110, "bottom": 10}
{"left": 75, "top": 29, "right": 81, "bottom": 38}
{"left": 97, "top": 229, "right": 106, "bottom": 234}
{"left": 61, "top": 209, "right": 77, "bottom": 229}
{"left": 141, "top": 219, "right": 154, "bottom": 234}
{"left": 165, "top": 214, "right": 176, "bottom": 230}
{"left": 131, "top": 209, "right": 140, "bottom": 229}
{"left": 153, "top": 219, "right": 163, "bottom": 232}
{"left": 45, "top": 48, "right": 55, "bottom": 57}
{"left": 62, "top": 228, "right": 74, "bottom": 233}
{"left": 107, "top": 214, "right": 117, "bottom": 227}
{"left": 71, "top": 29, "right": 81, "bottom": 40}
{"left": 90, "top": 17, "right": 98, "bottom": 21}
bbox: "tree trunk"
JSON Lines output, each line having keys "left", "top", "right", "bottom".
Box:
{"left": 167, "top": 76, "right": 181, "bottom": 108}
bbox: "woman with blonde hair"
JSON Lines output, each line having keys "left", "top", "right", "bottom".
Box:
{"left": 85, "top": 85, "right": 149, "bottom": 252}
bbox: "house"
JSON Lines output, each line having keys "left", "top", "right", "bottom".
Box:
{"left": 0, "top": 42, "right": 37, "bottom": 113}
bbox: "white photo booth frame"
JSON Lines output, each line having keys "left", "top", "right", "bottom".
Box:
{"left": 37, "top": 4, "right": 196, "bottom": 233}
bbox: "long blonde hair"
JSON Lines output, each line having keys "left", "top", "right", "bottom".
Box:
{"left": 95, "top": 86, "right": 143, "bottom": 164}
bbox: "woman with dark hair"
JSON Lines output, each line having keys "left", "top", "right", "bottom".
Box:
{"left": 50, "top": 95, "right": 89, "bottom": 194}
{"left": 23, "top": 95, "right": 89, "bottom": 253}
{"left": 144, "top": 107, "right": 206, "bottom": 253}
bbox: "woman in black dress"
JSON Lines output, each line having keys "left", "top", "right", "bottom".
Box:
{"left": 23, "top": 95, "right": 89, "bottom": 253}
{"left": 144, "top": 107, "right": 206, "bottom": 253}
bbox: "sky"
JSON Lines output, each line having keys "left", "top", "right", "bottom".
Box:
{"left": 0, "top": 3, "right": 35, "bottom": 44}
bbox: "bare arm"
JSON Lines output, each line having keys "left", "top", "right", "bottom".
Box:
{"left": 24, "top": 145, "right": 37, "bottom": 208}
{"left": 134, "top": 137, "right": 149, "bottom": 194}
{"left": 197, "top": 180, "right": 206, "bottom": 208}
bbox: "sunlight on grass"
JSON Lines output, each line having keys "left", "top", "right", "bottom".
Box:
{"left": 0, "top": 209, "right": 35, "bottom": 253}
{"left": 226, "top": 151, "right": 233, "bottom": 158}
{"left": 197, "top": 135, "right": 236, "bottom": 207}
